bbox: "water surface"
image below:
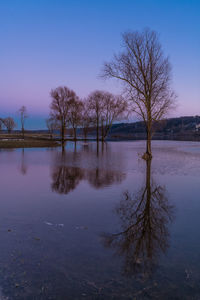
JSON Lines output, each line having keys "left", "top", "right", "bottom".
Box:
{"left": 0, "top": 141, "right": 200, "bottom": 299}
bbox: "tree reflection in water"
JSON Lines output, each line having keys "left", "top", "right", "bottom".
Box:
{"left": 19, "top": 148, "right": 28, "bottom": 175}
{"left": 102, "top": 159, "right": 174, "bottom": 277}
{"left": 86, "top": 167, "right": 125, "bottom": 189}
{"left": 51, "top": 143, "right": 126, "bottom": 194}
{"left": 51, "top": 147, "right": 84, "bottom": 194}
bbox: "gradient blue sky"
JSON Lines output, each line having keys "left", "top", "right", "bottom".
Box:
{"left": 0, "top": 0, "right": 199, "bottom": 129}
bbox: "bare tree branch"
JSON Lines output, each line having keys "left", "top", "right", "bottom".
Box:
{"left": 101, "top": 28, "right": 176, "bottom": 159}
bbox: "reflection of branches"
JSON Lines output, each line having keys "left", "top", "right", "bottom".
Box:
{"left": 102, "top": 160, "right": 174, "bottom": 277}
{"left": 51, "top": 149, "right": 84, "bottom": 194}
{"left": 51, "top": 166, "right": 84, "bottom": 194}
{"left": 50, "top": 144, "right": 126, "bottom": 194}
{"left": 87, "top": 142, "right": 125, "bottom": 188}
{"left": 87, "top": 168, "right": 125, "bottom": 189}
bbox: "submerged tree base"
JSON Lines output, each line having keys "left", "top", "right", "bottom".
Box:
{"left": 142, "top": 152, "right": 152, "bottom": 161}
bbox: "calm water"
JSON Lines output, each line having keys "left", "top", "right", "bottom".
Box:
{"left": 0, "top": 141, "right": 200, "bottom": 299}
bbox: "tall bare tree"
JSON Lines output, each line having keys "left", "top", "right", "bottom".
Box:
{"left": 68, "top": 98, "right": 83, "bottom": 140}
{"left": 50, "top": 86, "right": 77, "bottom": 143}
{"left": 102, "top": 28, "right": 176, "bottom": 159}
{"left": 19, "top": 106, "right": 27, "bottom": 138}
{"left": 3, "top": 117, "right": 16, "bottom": 134}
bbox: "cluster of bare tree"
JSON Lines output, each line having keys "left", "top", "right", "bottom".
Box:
{"left": 0, "top": 117, "right": 16, "bottom": 133}
{"left": 0, "top": 106, "right": 28, "bottom": 136}
{"left": 48, "top": 86, "right": 128, "bottom": 143}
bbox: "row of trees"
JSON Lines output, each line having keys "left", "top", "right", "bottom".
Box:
{"left": 48, "top": 87, "right": 128, "bottom": 142}
{"left": 48, "top": 28, "right": 176, "bottom": 159}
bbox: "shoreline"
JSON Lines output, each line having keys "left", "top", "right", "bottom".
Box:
{"left": 0, "top": 137, "right": 200, "bottom": 149}
{"left": 0, "top": 139, "right": 60, "bottom": 148}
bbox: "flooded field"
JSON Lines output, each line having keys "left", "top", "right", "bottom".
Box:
{"left": 0, "top": 141, "right": 200, "bottom": 299}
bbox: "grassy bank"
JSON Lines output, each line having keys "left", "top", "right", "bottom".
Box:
{"left": 0, "top": 139, "right": 60, "bottom": 148}
{"left": 0, "top": 132, "right": 61, "bottom": 148}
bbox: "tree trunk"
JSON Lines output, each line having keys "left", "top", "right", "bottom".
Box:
{"left": 143, "top": 126, "right": 152, "bottom": 160}
{"left": 22, "top": 127, "right": 24, "bottom": 139}
{"left": 146, "top": 129, "right": 152, "bottom": 157}
{"left": 96, "top": 142, "right": 99, "bottom": 157}
{"left": 84, "top": 129, "right": 87, "bottom": 142}
{"left": 73, "top": 127, "right": 77, "bottom": 141}
{"left": 74, "top": 140, "right": 77, "bottom": 151}
{"left": 101, "top": 141, "right": 105, "bottom": 154}
{"left": 61, "top": 142, "right": 65, "bottom": 153}
{"left": 103, "top": 124, "right": 111, "bottom": 141}
{"left": 61, "top": 123, "right": 65, "bottom": 143}
{"left": 96, "top": 115, "right": 99, "bottom": 142}
{"left": 146, "top": 158, "right": 151, "bottom": 195}
{"left": 145, "top": 158, "right": 151, "bottom": 217}
{"left": 101, "top": 120, "right": 104, "bottom": 142}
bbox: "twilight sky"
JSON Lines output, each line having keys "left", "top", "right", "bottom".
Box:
{"left": 0, "top": 0, "right": 199, "bottom": 129}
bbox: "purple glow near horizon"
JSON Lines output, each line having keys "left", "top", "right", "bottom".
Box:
{"left": 0, "top": 0, "right": 199, "bottom": 129}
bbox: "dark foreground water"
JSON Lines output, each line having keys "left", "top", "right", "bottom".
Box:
{"left": 0, "top": 141, "right": 200, "bottom": 300}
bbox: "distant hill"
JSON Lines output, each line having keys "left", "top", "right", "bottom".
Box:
{"left": 107, "top": 116, "right": 200, "bottom": 141}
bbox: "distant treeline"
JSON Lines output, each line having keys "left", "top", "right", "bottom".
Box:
{"left": 106, "top": 116, "right": 200, "bottom": 141}
{"left": 2, "top": 115, "right": 200, "bottom": 142}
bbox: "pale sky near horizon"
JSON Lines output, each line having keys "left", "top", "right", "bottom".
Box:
{"left": 0, "top": 0, "right": 199, "bottom": 129}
